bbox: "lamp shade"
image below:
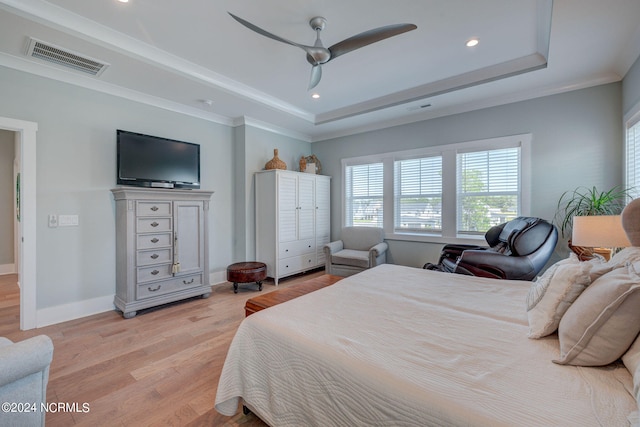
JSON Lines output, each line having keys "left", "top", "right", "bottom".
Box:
{"left": 571, "top": 215, "right": 631, "bottom": 248}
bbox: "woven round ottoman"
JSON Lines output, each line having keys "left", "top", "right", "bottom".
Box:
{"left": 227, "top": 262, "right": 267, "bottom": 293}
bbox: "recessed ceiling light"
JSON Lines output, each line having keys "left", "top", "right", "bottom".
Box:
{"left": 311, "top": 93, "right": 320, "bottom": 99}
{"left": 466, "top": 38, "right": 479, "bottom": 47}
{"left": 117, "top": 0, "right": 129, "bottom": 3}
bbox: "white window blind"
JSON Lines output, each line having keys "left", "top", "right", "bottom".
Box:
{"left": 457, "top": 147, "right": 520, "bottom": 234}
{"left": 345, "top": 163, "right": 384, "bottom": 227}
{"left": 394, "top": 156, "right": 442, "bottom": 232}
{"left": 627, "top": 117, "right": 640, "bottom": 199}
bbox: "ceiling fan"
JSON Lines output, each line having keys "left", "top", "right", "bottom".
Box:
{"left": 228, "top": 12, "right": 417, "bottom": 90}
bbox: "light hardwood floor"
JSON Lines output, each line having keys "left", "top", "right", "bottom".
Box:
{"left": 0, "top": 270, "right": 325, "bottom": 426}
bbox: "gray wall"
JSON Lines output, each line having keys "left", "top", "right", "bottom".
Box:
{"left": 0, "top": 129, "right": 14, "bottom": 266}
{"left": 312, "top": 83, "right": 624, "bottom": 268}
{"left": 0, "top": 65, "right": 235, "bottom": 310}
{"left": 233, "top": 125, "right": 311, "bottom": 261}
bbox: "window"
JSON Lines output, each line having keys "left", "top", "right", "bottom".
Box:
{"left": 626, "top": 114, "right": 640, "bottom": 199}
{"left": 342, "top": 134, "right": 530, "bottom": 243}
{"left": 345, "top": 162, "right": 383, "bottom": 227}
{"left": 394, "top": 156, "right": 442, "bottom": 232}
{"left": 457, "top": 148, "right": 520, "bottom": 234}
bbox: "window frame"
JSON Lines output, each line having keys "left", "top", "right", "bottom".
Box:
{"left": 341, "top": 134, "right": 531, "bottom": 245}
{"left": 625, "top": 103, "right": 640, "bottom": 200}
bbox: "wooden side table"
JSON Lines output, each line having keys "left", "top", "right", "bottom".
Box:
{"left": 245, "top": 274, "right": 342, "bottom": 316}
{"left": 227, "top": 262, "right": 267, "bottom": 293}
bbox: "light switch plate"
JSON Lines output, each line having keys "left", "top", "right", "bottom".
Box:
{"left": 59, "top": 214, "right": 79, "bottom": 227}
{"left": 48, "top": 214, "right": 57, "bottom": 228}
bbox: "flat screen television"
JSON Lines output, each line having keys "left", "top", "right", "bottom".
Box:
{"left": 117, "top": 130, "right": 200, "bottom": 189}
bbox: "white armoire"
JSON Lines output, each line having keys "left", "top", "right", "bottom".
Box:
{"left": 111, "top": 187, "right": 213, "bottom": 318}
{"left": 255, "top": 170, "right": 330, "bottom": 284}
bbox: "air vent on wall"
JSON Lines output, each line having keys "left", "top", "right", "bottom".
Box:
{"left": 26, "top": 38, "right": 109, "bottom": 77}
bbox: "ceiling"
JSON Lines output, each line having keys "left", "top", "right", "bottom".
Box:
{"left": 0, "top": 0, "right": 639, "bottom": 142}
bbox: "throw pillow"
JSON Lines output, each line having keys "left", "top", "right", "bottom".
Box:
{"left": 526, "top": 253, "right": 592, "bottom": 339}
{"left": 554, "top": 263, "right": 640, "bottom": 366}
{"left": 622, "top": 334, "right": 640, "bottom": 413}
{"left": 610, "top": 247, "right": 640, "bottom": 268}
{"left": 526, "top": 254, "right": 617, "bottom": 339}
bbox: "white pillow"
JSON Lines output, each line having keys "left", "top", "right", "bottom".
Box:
{"left": 554, "top": 263, "right": 640, "bottom": 366}
{"left": 622, "top": 334, "right": 640, "bottom": 419}
{"left": 526, "top": 254, "right": 592, "bottom": 338}
{"left": 610, "top": 247, "right": 640, "bottom": 268}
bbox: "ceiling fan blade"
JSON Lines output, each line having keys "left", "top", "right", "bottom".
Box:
{"left": 228, "top": 12, "right": 308, "bottom": 51}
{"left": 328, "top": 23, "right": 417, "bottom": 60}
{"left": 308, "top": 65, "right": 322, "bottom": 90}
{"left": 229, "top": 12, "right": 331, "bottom": 64}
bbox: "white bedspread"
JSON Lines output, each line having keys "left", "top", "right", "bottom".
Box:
{"left": 215, "top": 264, "right": 636, "bottom": 426}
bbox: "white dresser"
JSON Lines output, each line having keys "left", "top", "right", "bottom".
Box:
{"left": 111, "top": 188, "right": 213, "bottom": 318}
{"left": 255, "top": 170, "right": 330, "bottom": 284}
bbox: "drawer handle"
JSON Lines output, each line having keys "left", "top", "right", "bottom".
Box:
{"left": 150, "top": 238, "right": 159, "bottom": 243}
{"left": 148, "top": 285, "right": 161, "bottom": 292}
{"left": 285, "top": 249, "right": 289, "bottom": 252}
{"left": 151, "top": 221, "right": 159, "bottom": 227}
{"left": 151, "top": 206, "right": 159, "bottom": 211}
{"left": 150, "top": 254, "right": 159, "bottom": 259}
{"left": 183, "top": 278, "right": 194, "bottom": 285}
{"left": 151, "top": 270, "right": 159, "bottom": 275}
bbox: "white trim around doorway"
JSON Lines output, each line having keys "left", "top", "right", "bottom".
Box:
{"left": 0, "top": 116, "right": 37, "bottom": 330}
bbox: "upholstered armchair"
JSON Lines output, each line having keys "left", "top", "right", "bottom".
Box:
{"left": 0, "top": 335, "right": 54, "bottom": 427}
{"left": 425, "top": 217, "right": 558, "bottom": 281}
{"left": 324, "top": 226, "right": 388, "bottom": 277}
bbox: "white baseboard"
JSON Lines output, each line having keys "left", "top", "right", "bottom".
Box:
{"left": 0, "top": 264, "right": 16, "bottom": 275}
{"left": 36, "top": 295, "right": 114, "bottom": 328}
{"left": 36, "top": 271, "right": 228, "bottom": 327}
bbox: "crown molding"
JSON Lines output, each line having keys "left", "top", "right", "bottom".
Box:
{"left": 0, "top": 0, "right": 315, "bottom": 123}
{"left": 315, "top": 54, "right": 548, "bottom": 125}
{"left": 311, "top": 73, "right": 621, "bottom": 142}
{"left": 233, "top": 116, "right": 312, "bottom": 142}
{"left": 0, "top": 51, "right": 235, "bottom": 126}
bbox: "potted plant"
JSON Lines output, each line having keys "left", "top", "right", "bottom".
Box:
{"left": 555, "top": 185, "right": 632, "bottom": 258}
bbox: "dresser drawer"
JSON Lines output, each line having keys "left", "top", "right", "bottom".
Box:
{"left": 137, "top": 217, "right": 172, "bottom": 233}
{"left": 278, "top": 254, "right": 316, "bottom": 275}
{"left": 137, "top": 274, "right": 203, "bottom": 300}
{"left": 137, "top": 264, "right": 173, "bottom": 283}
{"left": 137, "top": 232, "right": 172, "bottom": 250}
{"left": 278, "top": 239, "right": 315, "bottom": 258}
{"left": 136, "top": 248, "right": 172, "bottom": 267}
{"left": 137, "top": 201, "right": 172, "bottom": 217}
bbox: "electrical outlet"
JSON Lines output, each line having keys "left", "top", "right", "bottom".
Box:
{"left": 48, "top": 214, "right": 58, "bottom": 228}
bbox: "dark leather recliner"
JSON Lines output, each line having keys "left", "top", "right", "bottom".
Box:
{"left": 424, "top": 217, "right": 558, "bottom": 281}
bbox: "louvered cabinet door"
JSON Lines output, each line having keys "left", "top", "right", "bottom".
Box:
{"left": 297, "top": 174, "right": 316, "bottom": 241}
{"left": 315, "top": 175, "right": 331, "bottom": 266}
{"left": 277, "top": 173, "right": 298, "bottom": 243}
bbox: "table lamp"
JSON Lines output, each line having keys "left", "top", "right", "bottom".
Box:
{"left": 571, "top": 215, "right": 631, "bottom": 260}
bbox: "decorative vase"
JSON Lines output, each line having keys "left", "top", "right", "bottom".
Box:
{"left": 265, "top": 149, "right": 286, "bottom": 170}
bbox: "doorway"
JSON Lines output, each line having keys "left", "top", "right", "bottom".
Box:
{"left": 0, "top": 117, "right": 37, "bottom": 330}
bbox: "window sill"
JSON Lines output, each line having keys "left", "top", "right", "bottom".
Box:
{"left": 385, "top": 232, "right": 487, "bottom": 246}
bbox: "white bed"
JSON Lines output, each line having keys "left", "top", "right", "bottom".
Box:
{"left": 215, "top": 264, "right": 638, "bottom": 426}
